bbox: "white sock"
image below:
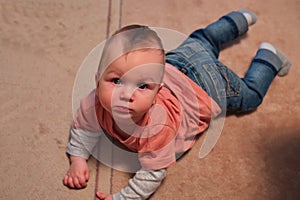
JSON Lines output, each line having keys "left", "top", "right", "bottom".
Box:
{"left": 258, "top": 42, "right": 292, "bottom": 76}
{"left": 259, "top": 42, "right": 277, "bottom": 54}
{"left": 238, "top": 9, "right": 257, "bottom": 26}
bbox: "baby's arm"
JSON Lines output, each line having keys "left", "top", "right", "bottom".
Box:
{"left": 97, "top": 168, "right": 166, "bottom": 200}
{"left": 64, "top": 125, "right": 100, "bottom": 189}
{"left": 115, "top": 168, "right": 166, "bottom": 199}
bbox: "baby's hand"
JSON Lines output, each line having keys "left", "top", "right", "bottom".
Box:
{"left": 96, "top": 192, "right": 113, "bottom": 200}
{"left": 63, "top": 156, "right": 89, "bottom": 189}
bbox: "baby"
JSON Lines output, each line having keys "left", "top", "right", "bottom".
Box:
{"left": 63, "top": 9, "right": 291, "bottom": 200}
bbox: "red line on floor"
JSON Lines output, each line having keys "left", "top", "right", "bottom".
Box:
{"left": 94, "top": 160, "right": 100, "bottom": 200}
{"left": 94, "top": 0, "right": 123, "bottom": 198}
{"left": 94, "top": 0, "right": 112, "bottom": 198}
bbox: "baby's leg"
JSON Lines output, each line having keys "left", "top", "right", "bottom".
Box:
{"left": 226, "top": 44, "right": 291, "bottom": 112}
{"left": 189, "top": 9, "right": 256, "bottom": 58}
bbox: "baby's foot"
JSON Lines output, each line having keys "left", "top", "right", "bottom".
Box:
{"left": 259, "top": 42, "right": 292, "bottom": 76}
{"left": 238, "top": 9, "right": 257, "bottom": 26}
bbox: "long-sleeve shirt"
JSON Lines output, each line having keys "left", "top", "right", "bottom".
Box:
{"left": 67, "top": 125, "right": 166, "bottom": 199}
{"left": 66, "top": 63, "right": 221, "bottom": 199}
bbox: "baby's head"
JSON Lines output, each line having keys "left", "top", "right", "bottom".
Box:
{"left": 96, "top": 25, "right": 165, "bottom": 124}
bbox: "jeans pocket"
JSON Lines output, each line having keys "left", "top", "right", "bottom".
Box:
{"left": 215, "top": 63, "right": 241, "bottom": 98}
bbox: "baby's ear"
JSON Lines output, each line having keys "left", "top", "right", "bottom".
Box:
{"left": 153, "top": 83, "right": 164, "bottom": 105}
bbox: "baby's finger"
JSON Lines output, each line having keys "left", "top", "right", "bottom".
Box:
{"left": 96, "top": 192, "right": 105, "bottom": 199}
{"left": 78, "top": 176, "right": 88, "bottom": 187}
{"left": 72, "top": 177, "right": 82, "bottom": 188}
{"left": 63, "top": 175, "right": 69, "bottom": 186}
{"left": 66, "top": 176, "right": 75, "bottom": 188}
{"left": 85, "top": 170, "right": 90, "bottom": 181}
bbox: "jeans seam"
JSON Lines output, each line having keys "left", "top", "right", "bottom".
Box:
{"left": 216, "top": 63, "right": 241, "bottom": 97}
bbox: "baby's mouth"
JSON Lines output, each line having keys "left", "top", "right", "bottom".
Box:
{"left": 112, "top": 105, "right": 133, "bottom": 115}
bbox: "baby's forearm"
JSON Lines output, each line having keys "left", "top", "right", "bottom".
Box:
{"left": 113, "top": 168, "right": 167, "bottom": 200}
{"left": 66, "top": 125, "right": 101, "bottom": 159}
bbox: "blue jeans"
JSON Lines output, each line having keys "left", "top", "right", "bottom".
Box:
{"left": 166, "top": 11, "right": 283, "bottom": 113}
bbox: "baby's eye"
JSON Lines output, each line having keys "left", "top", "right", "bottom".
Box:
{"left": 137, "top": 83, "right": 148, "bottom": 89}
{"left": 112, "top": 78, "right": 122, "bottom": 85}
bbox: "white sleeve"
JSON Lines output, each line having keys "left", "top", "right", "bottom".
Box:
{"left": 113, "top": 168, "right": 167, "bottom": 200}
{"left": 66, "top": 125, "right": 101, "bottom": 159}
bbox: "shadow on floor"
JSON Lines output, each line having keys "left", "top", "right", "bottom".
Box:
{"left": 263, "top": 129, "right": 300, "bottom": 200}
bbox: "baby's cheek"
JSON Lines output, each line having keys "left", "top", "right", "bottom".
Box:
{"left": 136, "top": 95, "right": 155, "bottom": 110}
{"left": 98, "top": 90, "right": 112, "bottom": 111}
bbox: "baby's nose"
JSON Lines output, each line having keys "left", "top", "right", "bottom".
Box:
{"left": 119, "top": 86, "right": 134, "bottom": 102}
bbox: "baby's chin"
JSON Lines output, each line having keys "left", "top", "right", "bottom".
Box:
{"left": 113, "top": 111, "right": 146, "bottom": 125}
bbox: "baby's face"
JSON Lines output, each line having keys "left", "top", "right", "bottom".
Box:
{"left": 97, "top": 50, "right": 164, "bottom": 124}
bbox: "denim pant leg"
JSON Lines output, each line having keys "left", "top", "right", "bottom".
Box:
{"left": 189, "top": 11, "right": 249, "bottom": 58}
{"left": 227, "top": 49, "right": 282, "bottom": 112}
{"left": 166, "top": 11, "right": 250, "bottom": 112}
{"left": 165, "top": 10, "right": 282, "bottom": 113}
